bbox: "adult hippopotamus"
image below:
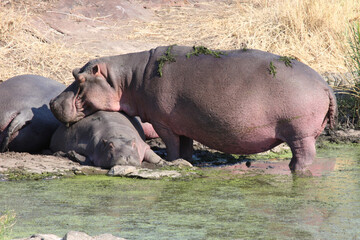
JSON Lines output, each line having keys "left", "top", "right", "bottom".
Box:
{"left": 0, "top": 75, "right": 65, "bottom": 153}
{"left": 50, "top": 111, "right": 165, "bottom": 168}
{"left": 50, "top": 46, "right": 337, "bottom": 173}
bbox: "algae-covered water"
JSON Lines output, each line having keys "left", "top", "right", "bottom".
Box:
{"left": 1, "top": 143, "right": 360, "bottom": 240}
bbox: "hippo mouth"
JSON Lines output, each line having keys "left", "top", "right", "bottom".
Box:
{"left": 50, "top": 84, "right": 86, "bottom": 124}
{"left": 73, "top": 87, "right": 85, "bottom": 120}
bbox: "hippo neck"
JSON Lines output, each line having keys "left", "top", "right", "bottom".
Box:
{"left": 104, "top": 51, "right": 151, "bottom": 117}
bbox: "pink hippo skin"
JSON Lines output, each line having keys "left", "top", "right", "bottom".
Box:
{"left": 136, "top": 117, "right": 159, "bottom": 139}
{"left": 50, "top": 46, "right": 337, "bottom": 173}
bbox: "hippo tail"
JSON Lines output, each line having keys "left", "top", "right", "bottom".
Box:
{"left": 323, "top": 88, "right": 337, "bottom": 130}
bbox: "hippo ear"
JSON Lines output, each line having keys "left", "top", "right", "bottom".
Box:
{"left": 92, "top": 63, "right": 108, "bottom": 79}
{"left": 109, "top": 142, "right": 115, "bottom": 150}
{"left": 72, "top": 68, "right": 80, "bottom": 78}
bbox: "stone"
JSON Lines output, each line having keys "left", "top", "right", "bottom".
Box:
{"left": 63, "top": 231, "right": 92, "bottom": 240}
{"left": 107, "top": 165, "right": 182, "bottom": 179}
{"left": 13, "top": 231, "right": 126, "bottom": 240}
{"left": 13, "top": 233, "right": 61, "bottom": 240}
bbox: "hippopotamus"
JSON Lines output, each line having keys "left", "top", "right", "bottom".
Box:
{"left": 50, "top": 46, "right": 337, "bottom": 173}
{"left": 0, "top": 75, "right": 65, "bottom": 153}
{"left": 136, "top": 117, "right": 159, "bottom": 139}
{"left": 49, "top": 111, "right": 165, "bottom": 168}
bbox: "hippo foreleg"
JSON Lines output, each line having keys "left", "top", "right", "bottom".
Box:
{"left": 0, "top": 110, "right": 33, "bottom": 152}
{"left": 143, "top": 148, "right": 193, "bottom": 167}
{"left": 144, "top": 148, "right": 165, "bottom": 165}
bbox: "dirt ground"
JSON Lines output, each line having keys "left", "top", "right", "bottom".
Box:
{"left": 0, "top": 0, "right": 355, "bottom": 179}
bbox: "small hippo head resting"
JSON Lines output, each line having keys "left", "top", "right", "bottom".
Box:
{"left": 50, "top": 60, "right": 120, "bottom": 124}
{"left": 93, "top": 137, "right": 141, "bottom": 169}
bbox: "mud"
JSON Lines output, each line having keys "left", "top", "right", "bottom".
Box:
{"left": 0, "top": 130, "right": 353, "bottom": 180}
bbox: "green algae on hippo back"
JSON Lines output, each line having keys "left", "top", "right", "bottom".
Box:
{"left": 50, "top": 45, "right": 337, "bottom": 174}
{"left": 185, "top": 46, "right": 226, "bottom": 59}
{"left": 157, "top": 45, "right": 177, "bottom": 77}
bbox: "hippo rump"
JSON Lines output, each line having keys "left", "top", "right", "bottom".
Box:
{"left": 0, "top": 75, "right": 65, "bottom": 153}
{"left": 50, "top": 46, "right": 337, "bottom": 173}
{"left": 50, "top": 111, "right": 165, "bottom": 168}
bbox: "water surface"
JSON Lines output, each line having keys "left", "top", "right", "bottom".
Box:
{"left": 1, "top": 144, "right": 359, "bottom": 240}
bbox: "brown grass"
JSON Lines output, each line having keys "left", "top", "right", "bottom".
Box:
{"left": 0, "top": 0, "right": 359, "bottom": 84}
{"left": 0, "top": 6, "right": 92, "bottom": 83}
{"left": 128, "top": 0, "right": 360, "bottom": 74}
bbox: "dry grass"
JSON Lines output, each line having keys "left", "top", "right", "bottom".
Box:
{"left": 0, "top": 0, "right": 359, "bottom": 84}
{"left": 128, "top": 0, "right": 360, "bottom": 74}
{"left": 0, "top": 6, "right": 92, "bottom": 83}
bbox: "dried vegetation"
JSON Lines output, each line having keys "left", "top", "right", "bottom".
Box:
{"left": 0, "top": 0, "right": 360, "bottom": 83}
{"left": 0, "top": 4, "right": 91, "bottom": 83}
{"left": 129, "top": 0, "right": 360, "bottom": 74}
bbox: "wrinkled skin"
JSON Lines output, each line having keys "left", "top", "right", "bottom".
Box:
{"left": 0, "top": 75, "right": 65, "bottom": 153}
{"left": 50, "top": 46, "right": 337, "bottom": 173}
{"left": 50, "top": 111, "right": 164, "bottom": 168}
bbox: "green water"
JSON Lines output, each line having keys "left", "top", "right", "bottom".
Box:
{"left": 1, "top": 144, "right": 360, "bottom": 240}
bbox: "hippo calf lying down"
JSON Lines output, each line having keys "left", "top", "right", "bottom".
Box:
{"left": 50, "top": 46, "right": 337, "bottom": 173}
{"left": 50, "top": 111, "right": 165, "bottom": 168}
{"left": 0, "top": 75, "right": 65, "bottom": 152}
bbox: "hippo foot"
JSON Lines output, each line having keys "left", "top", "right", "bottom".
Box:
{"left": 291, "top": 169, "right": 313, "bottom": 177}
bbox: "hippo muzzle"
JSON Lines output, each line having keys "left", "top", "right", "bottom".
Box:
{"left": 50, "top": 82, "right": 86, "bottom": 124}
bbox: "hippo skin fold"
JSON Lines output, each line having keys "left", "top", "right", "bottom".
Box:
{"left": 0, "top": 75, "right": 65, "bottom": 153}
{"left": 50, "top": 46, "right": 337, "bottom": 173}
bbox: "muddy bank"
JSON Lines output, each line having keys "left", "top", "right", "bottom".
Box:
{"left": 13, "top": 231, "right": 126, "bottom": 240}
{"left": 0, "top": 129, "right": 356, "bottom": 180}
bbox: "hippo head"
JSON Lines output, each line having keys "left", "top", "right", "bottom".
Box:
{"left": 94, "top": 137, "right": 141, "bottom": 168}
{"left": 50, "top": 61, "right": 120, "bottom": 124}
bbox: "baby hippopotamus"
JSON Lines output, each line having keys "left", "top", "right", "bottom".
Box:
{"left": 50, "top": 111, "right": 165, "bottom": 168}
{"left": 0, "top": 75, "right": 65, "bottom": 152}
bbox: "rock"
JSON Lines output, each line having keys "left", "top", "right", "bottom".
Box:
{"left": 107, "top": 166, "right": 138, "bottom": 176}
{"left": 63, "top": 231, "right": 92, "bottom": 240}
{"left": 13, "top": 231, "right": 126, "bottom": 240}
{"left": 94, "top": 233, "right": 126, "bottom": 240}
{"left": 13, "top": 233, "right": 61, "bottom": 240}
{"left": 168, "top": 158, "right": 193, "bottom": 167}
{"left": 107, "top": 165, "right": 182, "bottom": 179}
{"left": 64, "top": 231, "right": 126, "bottom": 240}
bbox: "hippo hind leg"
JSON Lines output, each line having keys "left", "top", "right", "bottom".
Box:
{"left": 286, "top": 136, "right": 316, "bottom": 174}
{"left": 179, "top": 136, "right": 193, "bottom": 161}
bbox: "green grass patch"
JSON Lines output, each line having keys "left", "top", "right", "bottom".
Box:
{"left": 278, "top": 56, "right": 295, "bottom": 67}
{"left": 3, "top": 168, "right": 62, "bottom": 181}
{"left": 0, "top": 210, "right": 16, "bottom": 240}
{"left": 186, "top": 46, "right": 225, "bottom": 58}
{"left": 157, "top": 45, "right": 177, "bottom": 77}
{"left": 268, "top": 61, "right": 277, "bottom": 78}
